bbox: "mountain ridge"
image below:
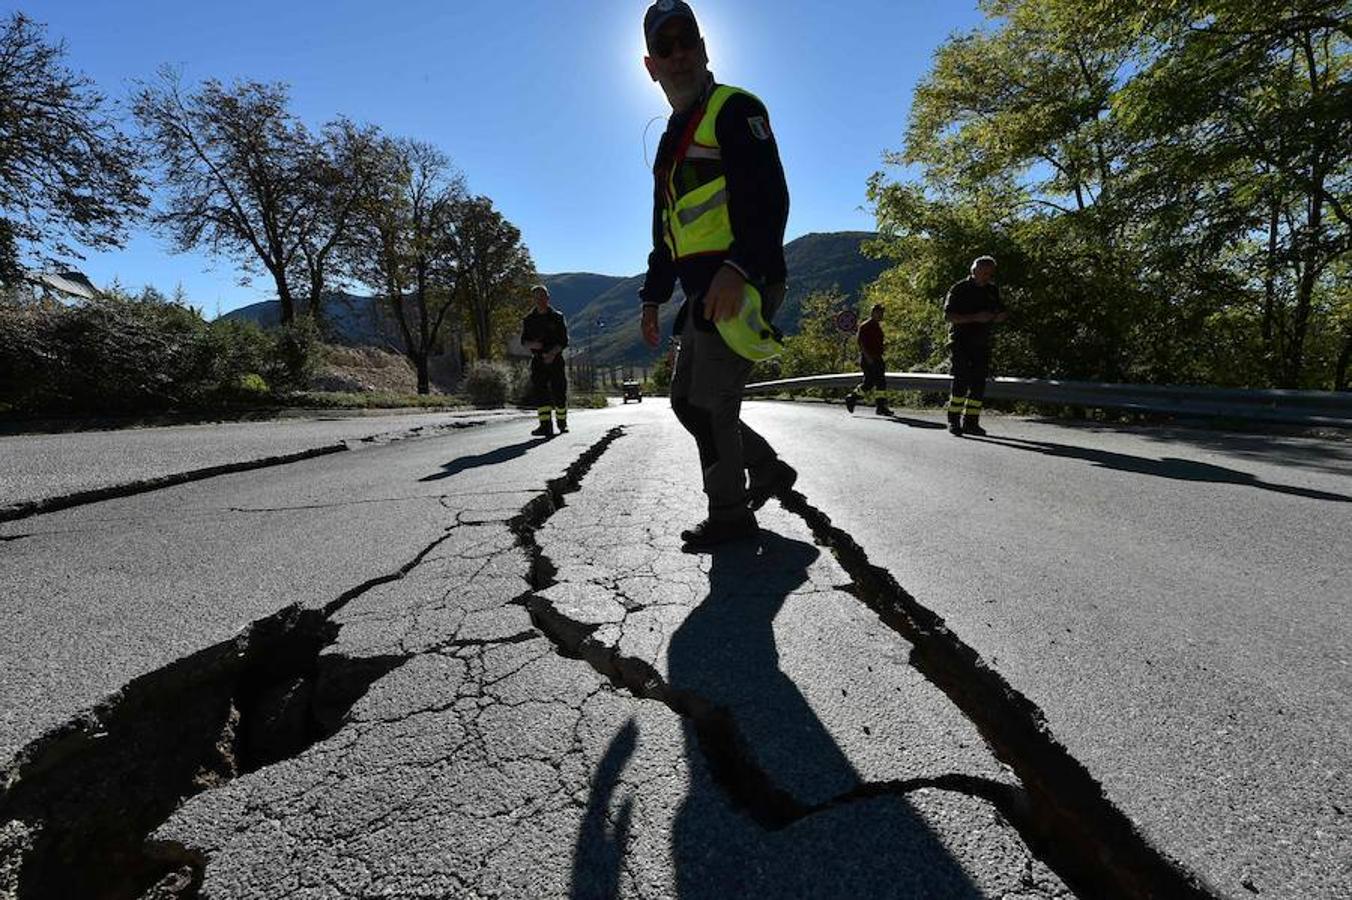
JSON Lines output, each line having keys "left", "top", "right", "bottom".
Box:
{"left": 223, "top": 231, "right": 888, "bottom": 364}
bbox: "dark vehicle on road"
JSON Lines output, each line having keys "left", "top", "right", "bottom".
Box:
{"left": 622, "top": 380, "right": 643, "bottom": 403}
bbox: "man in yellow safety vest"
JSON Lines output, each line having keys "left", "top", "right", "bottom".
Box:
{"left": 638, "top": 0, "right": 797, "bottom": 550}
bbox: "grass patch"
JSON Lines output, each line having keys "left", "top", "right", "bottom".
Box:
{"left": 569, "top": 393, "right": 611, "bottom": 410}
{"left": 282, "top": 391, "right": 469, "bottom": 410}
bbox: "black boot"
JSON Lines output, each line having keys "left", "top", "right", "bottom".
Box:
{"left": 947, "top": 412, "right": 964, "bottom": 437}
{"left": 844, "top": 393, "right": 857, "bottom": 414}
{"left": 531, "top": 420, "right": 554, "bottom": 437}
{"left": 875, "top": 398, "right": 892, "bottom": 416}
{"left": 680, "top": 513, "right": 759, "bottom": 550}
{"left": 962, "top": 416, "right": 987, "bottom": 437}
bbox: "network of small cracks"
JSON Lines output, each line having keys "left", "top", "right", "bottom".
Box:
{"left": 505, "top": 430, "right": 1032, "bottom": 836}
{"left": 507, "top": 429, "right": 1225, "bottom": 900}
{"left": 130, "top": 433, "right": 629, "bottom": 894}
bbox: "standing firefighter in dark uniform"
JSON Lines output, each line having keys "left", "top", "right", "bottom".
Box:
{"left": 521, "top": 284, "right": 569, "bottom": 437}
{"left": 638, "top": 0, "right": 798, "bottom": 550}
{"left": 944, "top": 256, "right": 1007, "bottom": 436}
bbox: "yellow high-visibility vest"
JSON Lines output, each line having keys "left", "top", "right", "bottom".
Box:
{"left": 661, "top": 84, "right": 784, "bottom": 362}
{"left": 661, "top": 84, "right": 760, "bottom": 260}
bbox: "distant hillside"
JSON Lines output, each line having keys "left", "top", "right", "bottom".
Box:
{"left": 223, "top": 232, "right": 888, "bottom": 364}
{"left": 536, "top": 272, "right": 626, "bottom": 320}
{"left": 223, "top": 291, "right": 405, "bottom": 350}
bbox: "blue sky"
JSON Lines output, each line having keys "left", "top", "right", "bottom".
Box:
{"left": 20, "top": 0, "right": 988, "bottom": 316}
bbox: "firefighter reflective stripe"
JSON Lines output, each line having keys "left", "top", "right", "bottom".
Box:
{"left": 948, "top": 396, "right": 966, "bottom": 413}
{"left": 684, "top": 145, "right": 721, "bottom": 160}
{"left": 555, "top": 407, "right": 568, "bottom": 422}
{"left": 538, "top": 407, "right": 553, "bottom": 421}
{"left": 676, "top": 187, "right": 729, "bottom": 227}
{"left": 965, "top": 399, "right": 984, "bottom": 410}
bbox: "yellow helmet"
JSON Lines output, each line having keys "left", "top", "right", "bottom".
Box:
{"left": 716, "top": 281, "right": 784, "bottom": 362}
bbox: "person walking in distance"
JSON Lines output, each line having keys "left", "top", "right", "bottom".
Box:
{"left": 637, "top": 0, "right": 797, "bottom": 550}
{"left": 944, "top": 256, "right": 1007, "bottom": 436}
{"left": 521, "top": 284, "right": 569, "bottom": 437}
{"left": 845, "top": 303, "right": 891, "bottom": 416}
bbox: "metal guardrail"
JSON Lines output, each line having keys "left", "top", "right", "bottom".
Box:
{"left": 744, "top": 372, "right": 1352, "bottom": 427}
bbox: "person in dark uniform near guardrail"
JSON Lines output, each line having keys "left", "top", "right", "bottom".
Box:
{"left": 944, "top": 256, "right": 1007, "bottom": 436}
{"left": 521, "top": 285, "right": 569, "bottom": 437}
{"left": 637, "top": 0, "right": 797, "bottom": 550}
{"left": 845, "top": 303, "right": 892, "bottom": 416}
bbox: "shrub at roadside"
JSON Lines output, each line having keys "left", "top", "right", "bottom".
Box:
{"left": 462, "top": 360, "right": 510, "bottom": 408}
{"left": 0, "top": 292, "right": 319, "bottom": 415}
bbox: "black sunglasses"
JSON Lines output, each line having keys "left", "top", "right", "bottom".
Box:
{"left": 650, "top": 27, "right": 700, "bottom": 59}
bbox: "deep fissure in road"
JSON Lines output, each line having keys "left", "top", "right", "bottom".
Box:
{"left": 777, "top": 490, "right": 1222, "bottom": 900}
{"left": 0, "top": 418, "right": 490, "bottom": 524}
{"left": 0, "top": 516, "right": 485, "bottom": 899}
{"left": 0, "top": 445, "right": 349, "bottom": 524}
{"left": 0, "top": 604, "right": 406, "bottom": 900}
{"left": 0, "top": 426, "right": 604, "bottom": 900}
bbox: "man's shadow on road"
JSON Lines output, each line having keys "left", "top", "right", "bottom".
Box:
{"left": 570, "top": 532, "right": 985, "bottom": 899}
{"left": 846, "top": 411, "right": 947, "bottom": 430}
{"left": 885, "top": 415, "right": 948, "bottom": 430}
{"left": 418, "top": 438, "right": 546, "bottom": 482}
{"left": 969, "top": 434, "right": 1351, "bottom": 503}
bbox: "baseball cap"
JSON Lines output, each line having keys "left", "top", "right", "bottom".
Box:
{"left": 644, "top": 1, "right": 700, "bottom": 48}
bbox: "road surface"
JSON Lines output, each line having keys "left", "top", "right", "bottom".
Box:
{"left": 0, "top": 401, "right": 1347, "bottom": 898}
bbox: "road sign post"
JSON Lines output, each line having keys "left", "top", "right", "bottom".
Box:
{"left": 835, "top": 309, "right": 859, "bottom": 372}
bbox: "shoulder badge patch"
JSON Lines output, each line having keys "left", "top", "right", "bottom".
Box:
{"left": 747, "top": 116, "right": 771, "bottom": 141}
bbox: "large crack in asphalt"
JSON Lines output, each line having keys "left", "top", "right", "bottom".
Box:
{"left": 0, "top": 425, "right": 596, "bottom": 900}
{"left": 511, "top": 430, "right": 1221, "bottom": 900}
{"left": 0, "top": 516, "right": 487, "bottom": 898}
{"left": 0, "top": 444, "right": 348, "bottom": 524}
{"left": 776, "top": 490, "right": 1223, "bottom": 900}
{"left": 0, "top": 602, "right": 405, "bottom": 900}
{"left": 0, "top": 419, "right": 489, "bottom": 524}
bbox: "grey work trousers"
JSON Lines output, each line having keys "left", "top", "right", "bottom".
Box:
{"left": 669, "top": 312, "right": 777, "bottom": 521}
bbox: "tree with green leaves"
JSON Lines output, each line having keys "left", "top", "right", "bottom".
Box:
{"left": 1111, "top": 0, "right": 1351, "bottom": 387}
{"left": 870, "top": 0, "right": 1350, "bottom": 390}
{"left": 450, "top": 195, "right": 536, "bottom": 363}
{"left": 0, "top": 12, "right": 145, "bottom": 286}
{"left": 874, "top": 0, "right": 1154, "bottom": 384}
{"left": 291, "top": 119, "right": 385, "bottom": 326}
{"left": 135, "top": 70, "right": 379, "bottom": 326}
{"left": 778, "top": 289, "right": 852, "bottom": 378}
{"left": 348, "top": 138, "right": 468, "bottom": 394}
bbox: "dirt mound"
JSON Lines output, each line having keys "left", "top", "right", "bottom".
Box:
{"left": 311, "top": 345, "right": 420, "bottom": 394}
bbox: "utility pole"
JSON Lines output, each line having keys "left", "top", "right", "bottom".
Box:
{"left": 586, "top": 316, "right": 604, "bottom": 391}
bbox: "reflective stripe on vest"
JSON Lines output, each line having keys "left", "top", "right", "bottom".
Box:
{"left": 662, "top": 84, "right": 762, "bottom": 260}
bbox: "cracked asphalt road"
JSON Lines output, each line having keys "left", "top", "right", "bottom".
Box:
{"left": 0, "top": 409, "right": 513, "bottom": 516}
{"left": 1, "top": 400, "right": 1348, "bottom": 898}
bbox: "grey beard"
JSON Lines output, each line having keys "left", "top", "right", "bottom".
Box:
{"left": 665, "top": 72, "right": 711, "bottom": 113}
